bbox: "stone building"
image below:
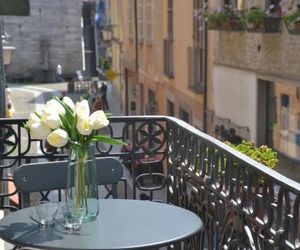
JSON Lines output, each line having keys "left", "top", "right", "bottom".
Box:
{"left": 209, "top": 0, "right": 300, "bottom": 181}
{"left": 3, "top": 0, "right": 83, "bottom": 82}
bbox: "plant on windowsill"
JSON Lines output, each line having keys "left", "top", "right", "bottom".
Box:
{"left": 206, "top": 7, "right": 244, "bottom": 31}
{"left": 242, "top": 5, "right": 281, "bottom": 33}
{"left": 282, "top": 1, "right": 300, "bottom": 35}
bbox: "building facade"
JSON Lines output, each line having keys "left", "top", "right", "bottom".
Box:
{"left": 209, "top": 0, "right": 300, "bottom": 180}
{"left": 3, "top": 0, "right": 84, "bottom": 82}
{"left": 118, "top": 0, "right": 208, "bottom": 132}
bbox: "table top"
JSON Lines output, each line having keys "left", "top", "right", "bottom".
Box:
{"left": 0, "top": 199, "right": 202, "bottom": 250}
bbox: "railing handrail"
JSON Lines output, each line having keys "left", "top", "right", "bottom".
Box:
{"left": 1, "top": 115, "right": 300, "bottom": 192}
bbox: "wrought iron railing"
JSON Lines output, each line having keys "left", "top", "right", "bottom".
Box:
{"left": 0, "top": 116, "right": 300, "bottom": 249}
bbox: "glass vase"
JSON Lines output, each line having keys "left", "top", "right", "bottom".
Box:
{"left": 66, "top": 142, "right": 99, "bottom": 223}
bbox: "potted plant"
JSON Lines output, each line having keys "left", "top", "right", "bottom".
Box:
{"left": 243, "top": 6, "right": 281, "bottom": 33}
{"left": 226, "top": 140, "right": 278, "bottom": 184}
{"left": 282, "top": 3, "right": 300, "bottom": 34}
{"left": 206, "top": 7, "right": 244, "bottom": 31}
{"left": 226, "top": 140, "right": 278, "bottom": 218}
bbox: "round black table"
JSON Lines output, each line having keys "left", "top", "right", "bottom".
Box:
{"left": 0, "top": 199, "right": 202, "bottom": 250}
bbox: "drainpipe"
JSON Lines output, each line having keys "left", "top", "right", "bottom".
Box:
{"left": 203, "top": 0, "right": 208, "bottom": 133}
{"left": 0, "top": 17, "right": 5, "bottom": 118}
{"left": 125, "top": 68, "right": 129, "bottom": 116}
{"left": 134, "top": 0, "right": 139, "bottom": 114}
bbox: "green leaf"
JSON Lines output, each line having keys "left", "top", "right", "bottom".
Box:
{"left": 59, "top": 113, "right": 71, "bottom": 132}
{"left": 91, "top": 135, "right": 127, "bottom": 145}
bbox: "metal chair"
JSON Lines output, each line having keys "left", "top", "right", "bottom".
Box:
{"left": 13, "top": 157, "right": 126, "bottom": 208}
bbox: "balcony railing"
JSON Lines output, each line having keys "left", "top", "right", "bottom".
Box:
{"left": 163, "top": 38, "right": 174, "bottom": 78}
{"left": 0, "top": 116, "right": 300, "bottom": 249}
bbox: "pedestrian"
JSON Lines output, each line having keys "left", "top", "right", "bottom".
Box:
{"left": 5, "top": 85, "right": 12, "bottom": 105}
{"left": 89, "top": 81, "right": 98, "bottom": 106}
{"left": 56, "top": 64, "right": 64, "bottom": 82}
{"left": 6, "top": 103, "right": 14, "bottom": 119}
{"left": 100, "top": 81, "right": 109, "bottom": 110}
{"left": 96, "top": 67, "right": 105, "bottom": 80}
{"left": 76, "top": 70, "right": 83, "bottom": 81}
{"left": 92, "top": 96, "right": 103, "bottom": 112}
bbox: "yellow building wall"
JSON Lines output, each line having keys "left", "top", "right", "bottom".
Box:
{"left": 162, "top": 0, "right": 204, "bottom": 127}
{"left": 119, "top": 0, "right": 207, "bottom": 129}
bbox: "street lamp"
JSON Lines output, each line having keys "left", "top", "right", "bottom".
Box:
{"left": 102, "top": 29, "right": 113, "bottom": 41}
{"left": 3, "top": 46, "right": 15, "bottom": 65}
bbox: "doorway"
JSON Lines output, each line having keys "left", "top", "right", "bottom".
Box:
{"left": 257, "top": 79, "right": 275, "bottom": 147}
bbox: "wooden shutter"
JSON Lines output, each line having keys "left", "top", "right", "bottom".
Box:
{"left": 146, "top": 0, "right": 152, "bottom": 44}
{"left": 138, "top": 0, "right": 144, "bottom": 43}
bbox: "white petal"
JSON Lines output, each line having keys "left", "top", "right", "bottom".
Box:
{"left": 76, "top": 117, "right": 93, "bottom": 135}
{"left": 63, "top": 96, "right": 75, "bottom": 110}
{"left": 47, "top": 129, "right": 69, "bottom": 147}
{"left": 41, "top": 112, "right": 61, "bottom": 129}
{"left": 90, "top": 110, "right": 109, "bottom": 130}
{"left": 30, "top": 122, "right": 51, "bottom": 140}
{"left": 45, "top": 99, "right": 66, "bottom": 115}
{"left": 75, "top": 99, "right": 90, "bottom": 118}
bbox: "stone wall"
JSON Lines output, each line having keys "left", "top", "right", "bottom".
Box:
{"left": 213, "top": 23, "right": 300, "bottom": 82}
{"left": 3, "top": 0, "right": 83, "bottom": 82}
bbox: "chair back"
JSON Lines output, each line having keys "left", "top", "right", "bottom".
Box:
{"left": 14, "top": 157, "right": 124, "bottom": 208}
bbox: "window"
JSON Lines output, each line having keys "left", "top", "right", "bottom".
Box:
{"left": 280, "top": 94, "right": 290, "bottom": 130}
{"left": 167, "top": 99, "right": 175, "bottom": 116}
{"left": 179, "top": 108, "right": 189, "bottom": 123}
{"left": 190, "top": 0, "right": 204, "bottom": 93}
{"left": 265, "top": 0, "right": 281, "bottom": 8}
{"left": 140, "top": 83, "right": 144, "bottom": 115}
{"left": 193, "top": 0, "right": 201, "bottom": 42}
{"left": 145, "top": 0, "right": 152, "bottom": 44}
{"left": 138, "top": 0, "right": 144, "bottom": 43}
{"left": 224, "top": 0, "right": 244, "bottom": 10}
{"left": 147, "top": 89, "right": 156, "bottom": 115}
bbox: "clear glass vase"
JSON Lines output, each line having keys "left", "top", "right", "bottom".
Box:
{"left": 66, "top": 142, "right": 99, "bottom": 223}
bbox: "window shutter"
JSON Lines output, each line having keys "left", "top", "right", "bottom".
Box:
{"left": 167, "top": 0, "right": 173, "bottom": 37}
{"left": 193, "top": 0, "right": 201, "bottom": 42}
{"left": 146, "top": 0, "right": 153, "bottom": 44}
{"left": 138, "top": 0, "right": 144, "bottom": 43}
{"left": 128, "top": 0, "right": 133, "bottom": 39}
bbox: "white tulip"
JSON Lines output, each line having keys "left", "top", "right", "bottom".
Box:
{"left": 45, "top": 99, "right": 65, "bottom": 116}
{"left": 40, "top": 111, "right": 61, "bottom": 129}
{"left": 75, "top": 99, "right": 90, "bottom": 119}
{"left": 47, "top": 129, "right": 69, "bottom": 147}
{"left": 30, "top": 122, "right": 51, "bottom": 140}
{"left": 63, "top": 96, "right": 75, "bottom": 110}
{"left": 90, "top": 110, "right": 109, "bottom": 130}
{"left": 27, "top": 112, "right": 41, "bottom": 127}
{"left": 76, "top": 117, "right": 93, "bottom": 135}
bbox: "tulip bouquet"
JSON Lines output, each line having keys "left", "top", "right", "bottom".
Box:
{"left": 26, "top": 96, "right": 123, "bottom": 147}
{"left": 25, "top": 96, "right": 125, "bottom": 221}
